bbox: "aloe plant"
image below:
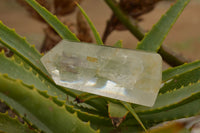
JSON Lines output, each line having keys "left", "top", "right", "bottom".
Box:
{"left": 0, "top": 0, "right": 199, "bottom": 132}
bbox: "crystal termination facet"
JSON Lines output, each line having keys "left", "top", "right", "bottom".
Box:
{"left": 41, "top": 40, "right": 162, "bottom": 107}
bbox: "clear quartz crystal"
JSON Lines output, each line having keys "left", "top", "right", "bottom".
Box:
{"left": 41, "top": 40, "right": 162, "bottom": 107}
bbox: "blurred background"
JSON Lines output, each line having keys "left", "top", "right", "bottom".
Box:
{"left": 0, "top": 0, "right": 200, "bottom": 60}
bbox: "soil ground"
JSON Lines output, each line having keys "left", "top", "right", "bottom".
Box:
{"left": 0, "top": 0, "right": 200, "bottom": 61}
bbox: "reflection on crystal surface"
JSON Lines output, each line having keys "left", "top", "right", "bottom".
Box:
{"left": 41, "top": 40, "right": 162, "bottom": 107}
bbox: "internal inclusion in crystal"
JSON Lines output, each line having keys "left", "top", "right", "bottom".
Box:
{"left": 41, "top": 40, "right": 162, "bottom": 107}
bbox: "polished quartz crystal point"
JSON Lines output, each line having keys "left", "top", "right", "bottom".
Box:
{"left": 41, "top": 40, "right": 162, "bottom": 107}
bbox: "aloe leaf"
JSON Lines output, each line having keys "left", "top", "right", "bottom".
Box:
{"left": 0, "top": 112, "right": 37, "bottom": 133}
{"left": 76, "top": 3, "right": 103, "bottom": 45}
{"left": 0, "top": 50, "right": 70, "bottom": 100}
{"left": 120, "top": 101, "right": 147, "bottom": 132}
{"left": 0, "top": 24, "right": 78, "bottom": 100}
{"left": 25, "top": 0, "right": 79, "bottom": 41}
{"left": 122, "top": 98, "right": 200, "bottom": 127}
{"left": 113, "top": 40, "right": 123, "bottom": 48}
{"left": 138, "top": 99, "right": 200, "bottom": 126}
{"left": 160, "top": 67, "right": 200, "bottom": 94}
{"left": 162, "top": 60, "right": 200, "bottom": 82}
{"left": 0, "top": 23, "right": 74, "bottom": 99}
{"left": 108, "top": 101, "right": 128, "bottom": 127}
{"left": 0, "top": 74, "right": 98, "bottom": 133}
{"left": 48, "top": 94, "right": 111, "bottom": 126}
{"left": 123, "top": 99, "right": 200, "bottom": 127}
{"left": 136, "top": 0, "right": 190, "bottom": 52}
{"left": 135, "top": 81, "right": 200, "bottom": 114}
{"left": 65, "top": 103, "right": 111, "bottom": 126}
{"left": 0, "top": 21, "right": 48, "bottom": 75}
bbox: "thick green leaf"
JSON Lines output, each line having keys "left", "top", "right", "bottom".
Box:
{"left": 0, "top": 51, "right": 71, "bottom": 100}
{"left": 160, "top": 67, "right": 200, "bottom": 94}
{"left": 0, "top": 112, "right": 37, "bottom": 133}
{"left": 0, "top": 22, "right": 76, "bottom": 101}
{"left": 108, "top": 101, "right": 128, "bottom": 127}
{"left": 65, "top": 103, "right": 111, "bottom": 126}
{"left": 139, "top": 99, "right": 200, "bottom": 126}
{"left": 162, "top": 60, "right": 200, "bottom": 82}
{"left": 0, "top": 74, "right": 98, "bottom": 133}
{"left": 77, "top": 3, "right": 103, "bottom": 45}
{"left": 135, "top": 81, "right": 200, "bottom": 114}
{"left": 0, "top": 21, "right": 48, "bottom": 75}
{"left": 121, "top": 101, "right": 147, "bottom": 132}
{"left": 123, "top": 99, "right": 200, "bottom": 127}
{"left": 25, "top": 0, "right": 79, "bottom": 41}
{"left": 136, "top": 0, "right": 190, "bottom": 52}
